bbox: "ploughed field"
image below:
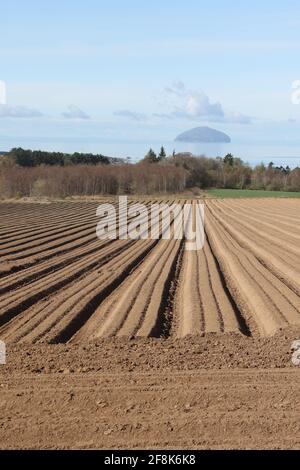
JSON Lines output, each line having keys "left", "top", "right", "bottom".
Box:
{"left": 0, "top": 198, "right": 300, "bottom": 343}
{"left": 1, "top": 198, "right": 300, "bottom": 450}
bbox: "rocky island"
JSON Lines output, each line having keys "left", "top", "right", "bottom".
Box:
{"left": 175, "top": 126, "right": 231, "bottom": 143}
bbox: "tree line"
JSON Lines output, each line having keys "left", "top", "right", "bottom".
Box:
{"left": 5, "top": 147, "right": 113, "bottom": 167}
{"left": 0, "top": 162, "right": 186, "bottom": 198}
{"left": 0, "top": 146, "right": 300, "bottom": 198}
{"left": 168, "top": 152, "right": 300, "bottom": 192}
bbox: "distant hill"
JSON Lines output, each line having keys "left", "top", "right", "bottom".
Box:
{"left": 175, "top": 126, "right": 231, "bottom": 143}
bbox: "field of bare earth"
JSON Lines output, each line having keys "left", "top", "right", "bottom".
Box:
{"left": 1, "top": 198, "right": 300, "bottom": 449}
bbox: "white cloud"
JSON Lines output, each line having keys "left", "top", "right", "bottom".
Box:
{"left": 113, "top": 84, "right": 252, "bottom": 125}
{"left": 114, "top": 110, "right": 147, "bottom": 122}
{"left": 161, "top": 82, "right": 252, "bottom": 124}
{"left": 0, "top": 82, "right": 43, "bottom": 118}
{"left": 0, "top": 104, "right": 43, "bottom": 118}
{"left": 62, "top": 105, "right": 90, "bottom": 120}
{"left": 186, "top": 92, "right": 224, "bottom": 118}
{"left": 224, "top": 112, "right": 252, "bottom": 124}
{"left": 164, "top": 81, "right": 186, "bottom": 96}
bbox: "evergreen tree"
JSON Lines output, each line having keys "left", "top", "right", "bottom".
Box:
{"left": 143, "top": 148, "right": 158, "bottom": 163}
{"left": 158, "top": 146, "right": 166, "bottom": 161}
{"left": 223, "top": 153, "right": 234, "bottom": 166}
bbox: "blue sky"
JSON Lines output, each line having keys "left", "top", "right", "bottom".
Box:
{"left": 1, "top": 0, "right": 300, "bottom": 153}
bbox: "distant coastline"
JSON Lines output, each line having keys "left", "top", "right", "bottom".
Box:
{"left": 1, "top": 140, "right": 299, "bottom": 168}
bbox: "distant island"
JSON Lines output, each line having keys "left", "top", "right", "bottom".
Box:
{"left": 175, "top": 126, "right": 231, "bottom": 143}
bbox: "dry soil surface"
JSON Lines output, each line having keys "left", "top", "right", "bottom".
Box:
{"left": 1, "top": 369, "right": 300, "bottom": 450}
{"left": 1, "top": 199, "right": 300, "bottom": 449}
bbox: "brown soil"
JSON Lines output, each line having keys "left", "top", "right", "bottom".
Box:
{"left": 1, "top": 369, "right": 300, "bottom": 450}
{"left": 1, "top": 199, "right": 300, "bottom": 449}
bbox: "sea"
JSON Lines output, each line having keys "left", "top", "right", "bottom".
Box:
{"left": 1, "top": 138, "right": 300, "bottom": 168}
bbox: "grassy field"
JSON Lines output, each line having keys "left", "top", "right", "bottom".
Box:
{"left": 206, "top": 188, "right": 300, "bottom": 198}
